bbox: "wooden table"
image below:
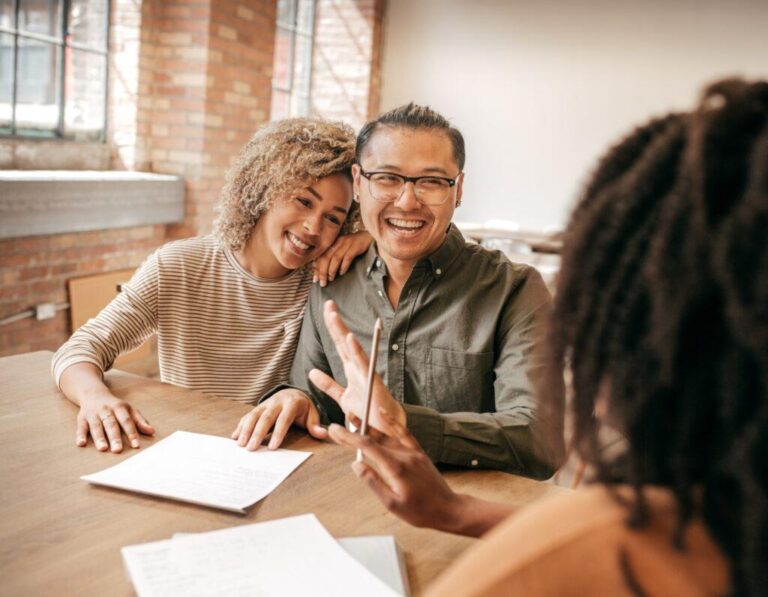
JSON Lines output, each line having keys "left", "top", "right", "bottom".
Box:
{"left": 0, "top": 351, "right": 567, "bottom": 596}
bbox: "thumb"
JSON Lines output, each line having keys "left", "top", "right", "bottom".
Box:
{"left": 308, "top": 368, "right": 345, "bottom": 403}
{"left": 305, "top": 403, "right": 328, "bottom": 439}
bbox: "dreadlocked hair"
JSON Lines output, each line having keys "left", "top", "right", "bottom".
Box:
{"left": 550, "top": 78, "right": 768, "bottom": 596}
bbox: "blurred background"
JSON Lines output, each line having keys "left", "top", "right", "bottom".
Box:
{"left": 1, "top": 0, "right": 767, "bottom": 367}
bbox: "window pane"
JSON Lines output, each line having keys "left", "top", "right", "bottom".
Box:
{"left": 276, "top": 0, "right": 295, "bottom": 27}
{"left": 15, "top": 37, "right": 60, "bottom": 133}
{"left": 68, "top": 0, "right": 108, "bottom": 50}
{"left": 291, "top": 32, "right": 312, "bottom": 115}
{"left": 19, "top": 0, "right": 62, "bottom": 39}
{"left": 296, "top": 0, "right": 314, "bottom": 35}
{"left": 270, "top": 89, "right": 290, "bottom": 121}
{"left": 0, "top": 0, "right": 14, "bottom": 29}
{"left": 272, "top": 27, "right": 292, "bottom": 90}
{"left": 0, "top": 32, "right": 12, "bottom": 132}
{"left": 64, "top": 48, "right": 104, "bottom": 140}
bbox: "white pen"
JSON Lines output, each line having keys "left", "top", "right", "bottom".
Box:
{"left": 357, "top": 317, "right": 382, "bottom": 462}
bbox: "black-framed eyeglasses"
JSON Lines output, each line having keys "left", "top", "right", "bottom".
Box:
{"left": 359, "top": 168, "right": 461, "bottom": 206}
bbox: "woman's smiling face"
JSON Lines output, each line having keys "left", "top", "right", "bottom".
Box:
{"left": 250, "top": 172, "right": 353, "bottom": 277}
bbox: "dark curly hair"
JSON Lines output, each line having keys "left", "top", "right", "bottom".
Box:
{"left": 551, "top": 78, "right": 768, "bottom": 596}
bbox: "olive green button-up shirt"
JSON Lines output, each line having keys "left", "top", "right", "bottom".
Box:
{"left": 282, "top": 225, "right": 564, "bottom": 478}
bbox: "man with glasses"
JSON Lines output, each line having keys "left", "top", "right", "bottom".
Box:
{"left": 236, "top": 103, "right": 564, "bottom": 478}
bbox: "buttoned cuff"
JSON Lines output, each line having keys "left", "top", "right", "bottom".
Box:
{"left": 403, "top": 404, "right": 444, "bottom": 462}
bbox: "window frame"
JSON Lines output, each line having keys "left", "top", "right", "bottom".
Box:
{"left": 270, "top": 0, "right": 316, "bottom": 119}
{"left": 0, "top": 0, "right": 111, "bottom": 141}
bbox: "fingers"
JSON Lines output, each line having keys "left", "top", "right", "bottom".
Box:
{"left": 344, "top": 329, "right": 374, "bottom": 371}
{"left": 130, "top": 406, "right": 155, "bottom": 436}
{"left": 247, "top": 407, "right": 280, "bottom": 450}
{"left": 75, "top": 416, "right": 88, "bottom": 447}
{"left": 313, "top": 255, "right": 331, "bottom": 287}
{"left": 268, "top": 401, "right": 300, "bottom": 449}
{"left": 378, "top": 407, "right": 419, "bottom": 449}
{"left": 351, "top": 460, "right": 399, "bottom": 511}
{"left": 328, "top": 421, "right": 362, "bottom": 447}
{"left": 347, "top": 413, "right": 386, "bottom": 441}
{"left": 339, "top": 253, "right": 354, "bottom": 276}
{"left": 329, "top": 422, "right": 397, "bottom": 451}
{"left": 236, "top": 406, "right": 264, "bottom": 447}
{"left": 86, "top": 415, "right": 109, "bottom": 452}
{"left": 322, "top": 301, "right": 351, "bottom": 362}
{"left": 325, "top": 251, "right": 343, "bottom": 283}
{"left": 313, "top": 243, "right": 340, "bottom": 287}
{"left": 308, "top": 368, "right": 346, "bottom": 403}
{"left": 99, "top": 410, "right": 125, "bottom": 453}
{"left": 231, "top": 417, "right": 243, "bottom": 439}
{"left": 305, "top": 403, "right": 328, "bottom": 439}
{"left": 113, "top": 403, "right": 141, "bottom": 449}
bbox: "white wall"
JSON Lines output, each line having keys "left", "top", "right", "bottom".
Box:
{"left": 378, "top": 0, "right": 768, "bottom": 230}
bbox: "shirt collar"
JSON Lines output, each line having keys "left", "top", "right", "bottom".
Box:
{"left": 424, "top": 223, "right": 464, "bottom": 278}
{"left": 364, "top": 243, "right": 386, "bottom": 277}
{"left": 364, "top": 223, "right": 464, "bottom": 279}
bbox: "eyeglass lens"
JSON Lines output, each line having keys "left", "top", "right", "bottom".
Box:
{"left": 368, "top": 173, "right": 452, "bottom": 205}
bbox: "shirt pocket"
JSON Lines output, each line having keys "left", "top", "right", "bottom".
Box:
{"left": 426, "top": 347, "right": 494, "bottom": 412}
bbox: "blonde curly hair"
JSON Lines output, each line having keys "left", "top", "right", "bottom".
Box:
{"left": 215, "top": 118, "right": 358, "bottom": 250}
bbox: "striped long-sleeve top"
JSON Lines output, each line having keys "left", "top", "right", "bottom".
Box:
{"left": 52, "top": 235, "right": 312, "bottom": 402}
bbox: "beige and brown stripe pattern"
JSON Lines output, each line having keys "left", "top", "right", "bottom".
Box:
{"left": 52, "top": 235, "right": 312, "bottom": 403}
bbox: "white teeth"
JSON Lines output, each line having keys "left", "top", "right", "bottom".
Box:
{"left": 287, "top": 232, "right": 311, "bottom": 250}
{"left": 387, "top": 218, "right": 425, "bottom": 229}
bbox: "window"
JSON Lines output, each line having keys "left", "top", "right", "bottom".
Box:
{"left": 270, "top": 0, "right": 315, "bottom": 120}
{"left": 0, "top": 0, "right": 109, "bottom": 140}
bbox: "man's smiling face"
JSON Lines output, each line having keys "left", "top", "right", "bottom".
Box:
{"left": 352, "top": 126, "right": 463, "bottom": 269}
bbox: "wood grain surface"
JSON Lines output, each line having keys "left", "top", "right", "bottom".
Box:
{"left": 0, "top": 351, "right": 567, "bottom": 596}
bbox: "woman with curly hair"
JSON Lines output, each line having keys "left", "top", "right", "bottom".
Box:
{"left": 321, "top": 78, "right": 768, "bottom": 595}
{"left": 52, "top": 118, "right": 371, "bottom": 455}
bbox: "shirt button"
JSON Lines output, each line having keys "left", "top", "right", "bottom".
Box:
{"left": 377, "top": 290, "right": 384, "bottom": 298}
{"left": 471, "top": 459, "right": 479, "bottom": 467}
{"left": 435, "top": 268, "right": 442, "bottom": 275}
{"left": 376, "top": 259, "right": 381, "bottom": 267}
{"left": 391, "top": 343, "right": 399, "bottom": 351}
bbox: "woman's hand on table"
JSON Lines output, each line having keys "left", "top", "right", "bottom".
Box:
{"left": 231, "top": 389, "right": 326, "bottom": 450}
{"left": 312, "top": 231, "right": 372, "bottom": 287}
{"left": 76, "top": 391, "right": 154, "bottom": 453}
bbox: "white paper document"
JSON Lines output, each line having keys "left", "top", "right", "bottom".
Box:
{"left": 122, "top": 514, "right": 400, "bottom": 597}
{"left": 82, "top": 430, "right": 311, "bottom": 513}
{"left": 339, "top": 536, "right": 410, "bottom": 596}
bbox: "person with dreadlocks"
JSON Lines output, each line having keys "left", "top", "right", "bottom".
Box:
{"left": 321, "top": 77, "right": 768, "bottom": 596}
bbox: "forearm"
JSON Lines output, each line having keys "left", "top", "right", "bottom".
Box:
{"left": 405, "top": 405, "right": 560, "bottom": 478}
{"left": 444, "top": 494, "right": 517, "bottom": 537}
{"left": 58, "top": 362, "right": 112, "bottom": 407}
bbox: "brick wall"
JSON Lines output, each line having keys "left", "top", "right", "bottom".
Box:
{"left": 310, "top": 0, "right": 385, "bottom": 130}
{"left": 0, "top": 0, "right": 277, "bottom": 358}
{"left": 140, "top": 0, "right": 276, "bottom": 240}
{"left": 0, "top": 226, "right": 168, "bottom": 355}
